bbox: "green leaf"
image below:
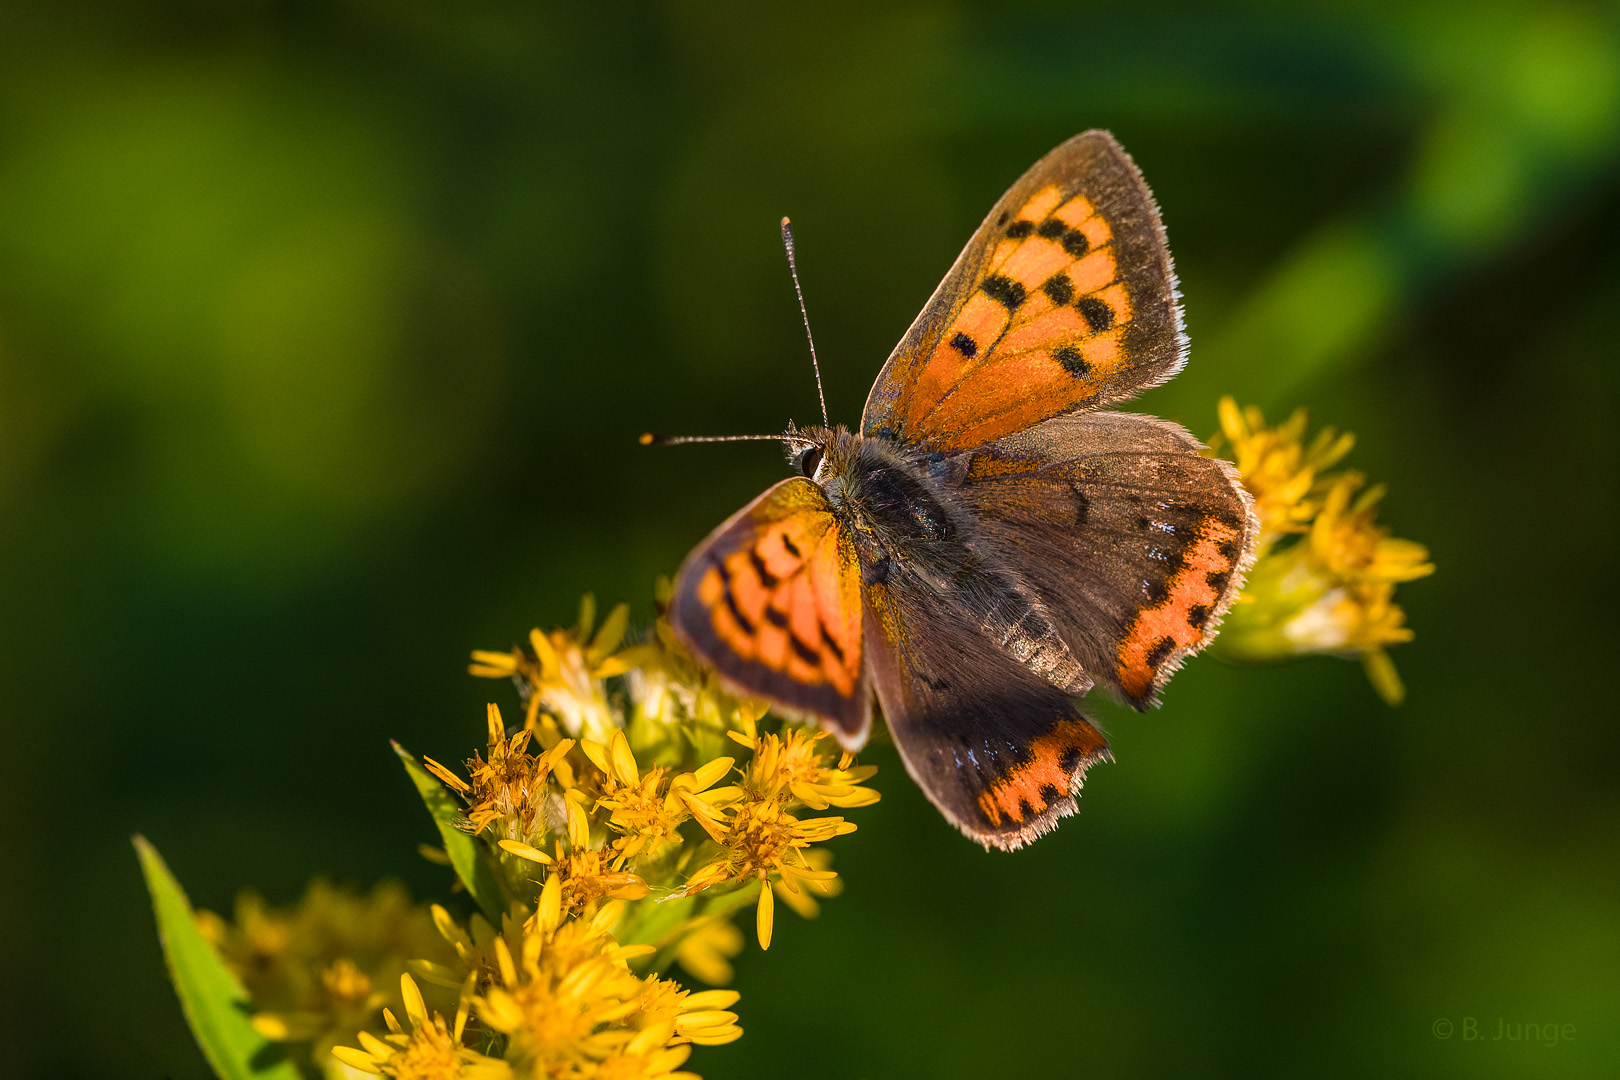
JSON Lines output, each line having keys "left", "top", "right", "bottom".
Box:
{"left": 392, "top": 741, "right": 507, "bottom": 923}
{"left": 134, "top": 836, "right": 303, "bottom": 1080}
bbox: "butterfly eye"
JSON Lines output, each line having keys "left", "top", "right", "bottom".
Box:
{"left": 797, "top": 446, "right": 824, "bottom": 478}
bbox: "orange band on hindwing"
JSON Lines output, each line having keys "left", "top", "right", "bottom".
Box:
{"left": 975, "top": 718, "right": 1109, "bottom": 828}
{"left": 1115, "top": 513, "right": 1245, "bottom": 704}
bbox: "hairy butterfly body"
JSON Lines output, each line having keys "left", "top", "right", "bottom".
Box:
{"left": 667, "top": 131, "right": 1258, "bottom": 850}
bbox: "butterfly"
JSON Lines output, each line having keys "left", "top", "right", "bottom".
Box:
{"left": 661, "top": 130, "right": 1258, "bottom": 850}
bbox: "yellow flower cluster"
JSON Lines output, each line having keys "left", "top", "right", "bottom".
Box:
{"left": 202, "top": 587, "right": 877, "bottom": 1080}
{"left": 1209, "top": 398, "right": 1435, "bottom": 704}
{"left": 195, "top": 880, "right": 460, "bottom": 1066}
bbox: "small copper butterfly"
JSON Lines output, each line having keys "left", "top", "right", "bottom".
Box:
{"left": 657, "top": 131, "right": 1259, "bottom": 849}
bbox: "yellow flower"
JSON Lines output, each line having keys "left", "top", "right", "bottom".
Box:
{"left": 730, "top": 726, "right": 880, "bottom": 811}
{"left": 167, "top": 584, "right": 876, "bottom": 1080}
{"left": 409, "top": 904, "right": 508, "bottom": 999}
{"left": 471, "top": 597, "right": 659, "bottom": 743}
{"left": 770, "top": 848, "right": 842, "bottom": 921}
{"left": 424, "top": 703, "right": 575, "bottom": 847}
{"left": 1307, "top": 472, "right": 1435, "bottom": 585}
{"left": 677, "top": 728, "right": 863, "bottom": 950}
{"left": 1213, "top": 396, "right": 1355, "bottom": 551}
{"left": 196, "top": 880, "right": 458, "bottom": 1068}
{"left": 588, "top": 730, "right": 735, "bottom": 862}
{"left": 475, "top": 901, "right": 739, "bottom": 1079}
{"left": 1211, "top": 401, "right": 1434, "bottom": 705}
{"left": 671, "top": 919, "right": 745, "bottom": 987}
{"left": 332, "top": 974, "right": 510, "bottom": 1080}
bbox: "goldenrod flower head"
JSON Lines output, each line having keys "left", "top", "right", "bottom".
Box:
{"left": 588, "top": 730, "right": 732, "bottom": 862}
{"left": 475, "top": 901, "right": 736, "bottom": 1077}
{"left": 426, "top": 704, "right": 576, "bottom": 847}
{"left": 677, "top": 727, "right": 862, "bottom": 949}
{"left": 187, "top": 588, "right": 876, "bottom": 1080}
{"left": 1212, "top": 401, "right": 1434, "bottom": 705}
{"left": 510, "top": 850, "right": 650, "bottom": 936}
{"left": 197, "top": 880, "right": 458, "bottom": 1067}
{"left": 733, "top": 727, "right": 881, "bottom": 811}
{"left": 333, "top": 974, "right": 511, "bottom": 1080}
{"left": 1214, "top": 396, "right": 1355, "bottom": 551}
{"left": 471, "top": 597, "right": 657, "bottom": 744}
{"left": 1307, "top": 473, "right": 1435, "bottom": 585}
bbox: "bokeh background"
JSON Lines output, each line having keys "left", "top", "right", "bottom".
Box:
{"left": 2, "top": 3, "right": 1617, "bottom": 1078}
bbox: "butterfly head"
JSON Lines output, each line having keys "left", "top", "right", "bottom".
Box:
{"left": 781, "top": 422, "right": 861, "bottom": 485}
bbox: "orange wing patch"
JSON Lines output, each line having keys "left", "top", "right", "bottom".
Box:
{"left": 686, "top": 480, "right": 863, "bottom": 701}
{"left": 1115, "top": 514, "right": 1245, "bottom": 704}
{"left": 862, "top": 130, "right": 1185, "bottom": 453}
{"left": 901, "top": 188, "right": 1135, "bottom": 451}
{"left": 975, "top": 717, "right": 1110, "bottom": 829}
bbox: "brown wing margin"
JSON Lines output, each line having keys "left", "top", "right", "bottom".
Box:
{"left": 669, "top": 478, "right": 871, "bottom": 746}
{"left": 861, "top": 130, "right": 1185, "bottom": 453}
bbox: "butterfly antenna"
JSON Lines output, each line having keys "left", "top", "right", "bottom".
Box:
{"left": 781, "top": 217, "right": 830, "bottom": 427}
{"left": 639, "top": 432, "right": 788, "bottom": 446}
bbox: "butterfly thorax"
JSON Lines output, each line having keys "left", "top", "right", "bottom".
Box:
{"left": 791, "top": 424, "right": 1091, "bottom": 697}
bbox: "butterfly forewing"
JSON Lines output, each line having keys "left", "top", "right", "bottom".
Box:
{"left": 862, "top": 130, "right": 1184, "bottom": 452}
{"left": 669, "top": 477, "right": 871, "bottom": 743}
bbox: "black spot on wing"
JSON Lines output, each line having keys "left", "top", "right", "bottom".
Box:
{"left": 1061, "top": 229, "right": 1089, "bottom": 258}
{"left": 949, "top": 332, "right": 977, "bottom": 358}
{"left": 789, "top": 634, "right": 820, "bottom": 667}
{"left": 1041, "top": 274, "right": 1074, "bottom": 306}
{"left": 1005, "top": 219, "right": 1032, "bottom": 238}
{"left": 1077, "top": 295, "right": 1114, "bottom": 332}
{"left": 1036, "top": 218, "right": 1067, "bottom": 240}
{"left": 1059, "top": 745, "right": 1083, "bottom": 774}
{"left": 1053, "top": 345, "right": 1090, "bottom": 377}
{"left": 748, "top": 549, "right": 778, "bottom": 589}
{"left": 779, "top": 534, "right": 801, "bottom": 559}
{"left": 1038, "top": 783, "right": 1062, "bottom": 805}
{"left": 764, "top": 606, "right": 789, "bottom": 629}
{"left": 1206, "top": 569, "right": 1232, "bottom": 596}
{"left": 1187, "top": 604, "right": 1211, "bottom": 630}
{"left": 982, "top": 274, "right": 1025, "bottom": 310}
{"left": 820, "top": 627, "right": 846, "bottom": 664}
{"left": 716, "top": 566, "right": 755, "bottom": 635}
{"left": 1145, "top": 636, "right": 1176, "bottom": 669}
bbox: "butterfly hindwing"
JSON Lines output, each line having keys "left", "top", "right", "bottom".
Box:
{"left": 669, "top": 477, "right": 871, "bottom": 743}
{"left": 862, "top": 130, "right": 1184, "bottom": 452}
{"left": 947, "top": 410, "right": 1259, "bottom": 708}
{"left": 863, "top": 570, "right": 1111, "bottom": 851}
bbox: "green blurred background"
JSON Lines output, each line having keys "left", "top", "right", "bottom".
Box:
{"left": 2, "top": 2, "right": 1617, "bottom": 1077}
